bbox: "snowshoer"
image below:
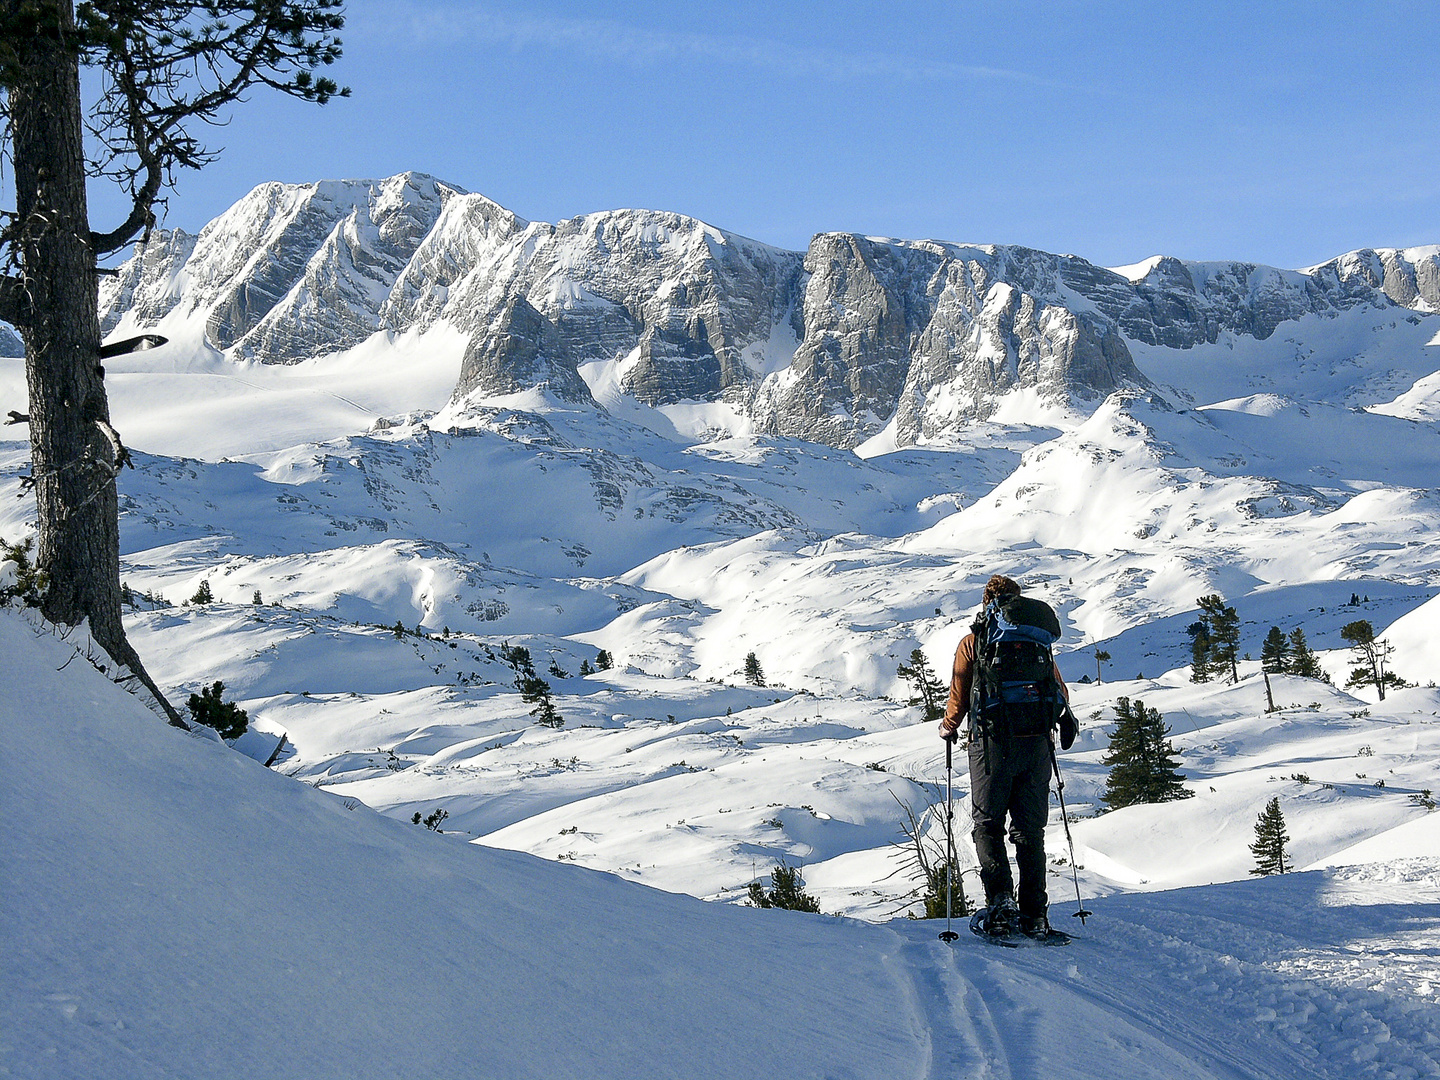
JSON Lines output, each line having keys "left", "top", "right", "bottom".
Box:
{"left": 938, "top": 575, "right": 1077, "bottom": 941}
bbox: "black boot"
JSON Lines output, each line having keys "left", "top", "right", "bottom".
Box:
{"left": 979, "top": 895, "right": 1019, "bottom": 937}
{"left": 1018, "top": 910, "right": 1051, "bottom": 939}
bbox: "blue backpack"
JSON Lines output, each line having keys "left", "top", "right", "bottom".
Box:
{"left": 970, "top": 595, "right": 1063, "bottom": 739}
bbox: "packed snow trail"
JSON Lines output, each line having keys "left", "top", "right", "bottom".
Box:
{"left": 884, "top": 868, "right": 1440, "bottom": 1080}
{"left": 3, "top": 608, "right": 1438, "bottom": 1079}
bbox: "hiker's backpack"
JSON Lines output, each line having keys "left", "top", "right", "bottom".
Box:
{"left": 970, "top": 595, "right": 1064, "bottom": 739}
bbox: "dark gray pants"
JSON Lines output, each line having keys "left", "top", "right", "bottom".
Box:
{"left": 969, "top": 731, "right": 1050, "bottom": 918}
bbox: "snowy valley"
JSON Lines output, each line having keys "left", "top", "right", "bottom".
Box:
{"left": 3, "top": 173, "right": 1439, "bottom": 1078}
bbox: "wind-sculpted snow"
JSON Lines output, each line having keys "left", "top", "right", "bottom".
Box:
{"left": 65, "top": 399, "right": 1018, "bottom": 623}
{"left": 97, "top": 173, "right": 1440, "bottom": 451}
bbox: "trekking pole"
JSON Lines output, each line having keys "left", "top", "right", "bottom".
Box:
{"left": 939, "top": 734, "right": 959, "bottom": 943}
{"left": 1048, "top": 735, "right": 1093, "bottom": 926}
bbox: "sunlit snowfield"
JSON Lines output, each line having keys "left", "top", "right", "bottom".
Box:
{"left": 2, "top": 290, "right": 1438, "bottom": 918}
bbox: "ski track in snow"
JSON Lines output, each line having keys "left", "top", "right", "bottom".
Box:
{"left": 894, "top": 936, "right": 1018, "bottom": 1080}
{"left": 901, "top": 929, "right": 1265, "bottom": 1080}
{"left": 885, "top": 874, "right": 1440, "bottom": 1080}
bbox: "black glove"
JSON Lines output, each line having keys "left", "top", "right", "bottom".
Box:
{"left": 1058, "top": 706, "right": 1077, "bottom": 750}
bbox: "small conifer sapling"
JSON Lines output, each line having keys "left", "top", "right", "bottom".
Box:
{"left": 1187, "top": 621, "right": 1212, "bottom": 683}
{"left": 0, "top": 537, "right": 47, "bottom": 606}
{"left": 412, "top": 808, "right": 448, "bottom": 831}
{"left": 1286, "top": 628, "right": 1326, "bottom": 680}
{"left": 1101, "top": 697, "right": 1194, "bottom": 809}
{"left": 1260, "top": 627, "right": 1290, "bottom": 673}
{"left": 1249, "top": 797, "right": 1290, "bottom": 875}
{"left": 896, "top": 648, "right": 946, "bottom": 723}
{"left": 1197, "top": 594, "right": 1240, "bottom": 683}
{"left": 531, "top": 693, "right": 564, "bottom": 729}
{"left": 187, "top": 681, "right": 249, "bottom": 740}
{"left": 747, "top": 861, "right": 821, "bottom": 912}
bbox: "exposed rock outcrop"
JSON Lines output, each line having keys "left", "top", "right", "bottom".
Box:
{"left": 455, "top": 296, "right": 594, "bottom": 405}
{"left": 98, "top": 227, "right": 198, "bottom": 335}
{"left": 751, "top": 239, "right": 1149, "bottom": 447}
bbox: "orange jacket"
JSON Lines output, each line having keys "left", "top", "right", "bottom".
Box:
{"left": 940, "top": 632, "right": 1068, "bottom": 737}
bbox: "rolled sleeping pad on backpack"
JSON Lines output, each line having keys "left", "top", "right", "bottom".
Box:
{"left": 995, "top": 595, "right": 1061, "bottom": 640}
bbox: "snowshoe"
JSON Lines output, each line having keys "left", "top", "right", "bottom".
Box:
{"left": 1018, "top": 912, "right": 1072, "bottom": 946}
{"left": 970, "top": 903, "right": 1072, "bottom": 947}
{"left": 969, "top": 898, "right": 1019, "bottom": 939}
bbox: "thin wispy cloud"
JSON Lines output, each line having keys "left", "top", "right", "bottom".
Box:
{"left": 379, "top": 2, "right": 1055, "bottom": 89}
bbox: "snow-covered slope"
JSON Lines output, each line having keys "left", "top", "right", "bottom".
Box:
{"left": 6, "top": 607, "right": 1439, "bottom": 1080}
{"left": 0, "top": 609, "right": 919, "bottom": 1080}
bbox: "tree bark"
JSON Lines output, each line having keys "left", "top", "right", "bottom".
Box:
{"left": 10, "top": 0, "right": 184, "bottom": 726}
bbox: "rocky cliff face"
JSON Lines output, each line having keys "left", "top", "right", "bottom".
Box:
{"left": 751, "top": 239, "right": 1149, "bottom": 446}
{"left": 454, "top": 296, "right": 594, "bottom": 404}
{"left": 890, "top": 265, "right": 1137, "bottom": 445}
{"left": 436, "top": 208, "right": 805, "bottom": 407}
{"left": 98, "top": 173, "right": 461, "bottom": 360}
{"left": 750, "top": 235, "right": 938, "bottom": 446}
{"left": 1088, "top": 247, "right": 1440, "bottom": 347}
{"left": 0, "top": 322, "right": 24, "bottom": 357}
{"left": 97, "top": 173, "right": 1437, "bottom": 450}
{"left": 98, "top": 227, "right": 198, "bottom": 335}
{"left": 1311, "top": 246, "right": 1440, "bottom": 314}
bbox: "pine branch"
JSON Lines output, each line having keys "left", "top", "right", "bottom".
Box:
{"left": 90, "top": 156, "right": 162, "bottom": 256}
{"left": 78, "top": 1, "right": 349, "bottom": 255}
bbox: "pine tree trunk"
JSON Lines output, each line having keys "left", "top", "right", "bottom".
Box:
{"left": 10, "top": 0, "right": 183, "bottom": 725}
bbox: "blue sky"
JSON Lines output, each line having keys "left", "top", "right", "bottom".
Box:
{"left": 87, "top": 0, "right": 1438, "bottom": 269}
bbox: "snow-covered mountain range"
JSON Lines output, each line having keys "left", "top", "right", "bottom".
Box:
{"left": 96, "top": 171, "right": 1440, "bottom": 447}
{"left": 3, "top": 173, "right": 1440, "bottom": 1076}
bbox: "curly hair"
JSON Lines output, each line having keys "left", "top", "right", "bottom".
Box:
{"left": 981, "top": 574, "right": 1022, "bottom": 606}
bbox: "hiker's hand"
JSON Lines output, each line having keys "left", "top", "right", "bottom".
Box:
{"left": 1058, "top": 706, "right": 1078, "bottom": 750}
{"left": 938, "top": 721, "right": 959, "bottom": 743}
